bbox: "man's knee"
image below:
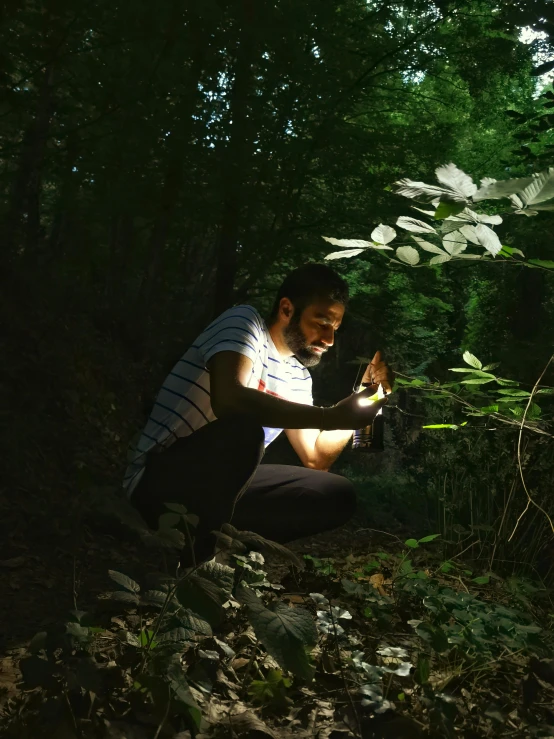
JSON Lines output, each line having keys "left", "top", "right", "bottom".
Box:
{"left": 325, "top": 473, "right": 357, "bottom": 522}
{"left": 304, "top": 471, "right": 356, "bottom": 525}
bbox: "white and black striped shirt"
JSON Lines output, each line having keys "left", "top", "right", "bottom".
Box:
{"left": 123, "top": 305, "right": 313, "bottom": 495}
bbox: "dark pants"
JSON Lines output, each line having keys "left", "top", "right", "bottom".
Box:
{"left": 130, "top": 416, "right": 357, "bottom": 563}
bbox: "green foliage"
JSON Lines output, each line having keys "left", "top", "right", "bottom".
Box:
{"left": 238, "top": 585, "right": 318, "bottom": 681}
{"left": 248, "top": 669, "right": 292, "bottom": 710}
{"left": 324, "top": 163, "right": 554, "bottom": 270}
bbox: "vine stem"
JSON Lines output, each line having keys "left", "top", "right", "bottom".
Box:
{"left": 509, "top": 354, "right": 554, "bottom": 541}
{"left": 153, "top": 685, "right": 171, "bottom": 739}
{"left": 329, "top": 605, "right": 362, "bottom": 738}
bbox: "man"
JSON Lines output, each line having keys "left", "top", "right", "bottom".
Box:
{"left": 125, "top": 263, "right": 392, "bottom": 564}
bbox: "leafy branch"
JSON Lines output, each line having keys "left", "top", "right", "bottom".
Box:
{"left": 393, "top": 351, "right": 554, "bottom": 439}
{"left": 323, "top": 163, "right": 554, "bottom": 271}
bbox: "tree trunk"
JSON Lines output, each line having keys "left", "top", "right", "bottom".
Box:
{"left": 213, "top": 0, "right": 257, "bottom": 316}
{"left": 4, "top": 64, "right": 56, "bottom": 258}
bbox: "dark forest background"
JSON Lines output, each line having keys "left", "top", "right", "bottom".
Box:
{"left": 2, "top": 1, "right": 554, "bottom": 736}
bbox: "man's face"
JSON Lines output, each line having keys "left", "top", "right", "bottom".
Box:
{"left": 283, "top": 300, "right": 345, "bottom": 367}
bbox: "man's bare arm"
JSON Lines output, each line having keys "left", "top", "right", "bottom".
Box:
{"left": 285, "top": 427, "right": 353, "bottom": 471}
{"left": 209, "top": 352, "right": 386, "bottom": 431}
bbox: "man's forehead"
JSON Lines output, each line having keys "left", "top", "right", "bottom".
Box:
{"left": 307, "top": 300, "right": 345, "bottom": 322}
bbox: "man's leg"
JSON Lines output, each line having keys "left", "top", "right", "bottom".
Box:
{"left": 130, "top": 416, "right": 265, "bottom": 562}
{"left": 231, "top": 464, "right": 357, "bottom": 543}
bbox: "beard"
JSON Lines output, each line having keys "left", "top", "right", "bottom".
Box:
{"left": 283, "top": 318, "right": 327, "bottom": 367}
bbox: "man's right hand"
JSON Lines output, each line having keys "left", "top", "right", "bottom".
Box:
{"left": 327, "top": 385, "right": 388, "bottom": 430}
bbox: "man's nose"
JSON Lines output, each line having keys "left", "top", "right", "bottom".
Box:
{"left": 321, "top": 328, "right": 335, "bottom": 347}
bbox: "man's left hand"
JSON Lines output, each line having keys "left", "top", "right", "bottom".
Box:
{"left": 370, "top": 350, "right": 394, "bottom": 394}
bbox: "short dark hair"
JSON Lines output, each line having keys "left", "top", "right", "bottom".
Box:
{"left": 268, "top": 263, "right": 349, "bottom": 322}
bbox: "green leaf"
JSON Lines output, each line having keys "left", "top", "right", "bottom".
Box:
{"left": 528, "top": 403, "right": 542, "bottom": 419}
{"left": 414, "top": 655, "right": 430, "bottom": 685}
{"left": 461, "top": 378, "right": 495, "bottom": 385}
{"left": 480, "top": 405, "right": 499, "bottom": 413}
{"left": 472, "top": 576, "right": 490, "bottom": 585}
{"left": 108, "top": 570, "right": 140, "bottom": 594}
{"left": 399, "top": 559, "right": 413, "bottom": 575}
{"left": 196, "top": 559, "right": 234, "bottom": 594}
{"left": 434, "top": 200, "right": 466, "bottom": 219}
{"left": 167, "top": 662, "right": 202, "bottom": 729}
{"left": 111, "top": 590, "right": 140, "bottom": 605}
{"left": 422, "top": 423, "right": 460, "bottom": 429}
{"left": 139, "top": 629, "right": 158, "bottom": 648}
{"left": 418, "top": 534, "right": 440, "bottom": 543}
{"left": 176, "top": 575, "right": 228, "bottom": 626}
{"left": 164, "top": 502, "right": 189, "bottom": 516}
{"left": 404, "top": 539, "right": 419, "bottom": 549}
{"left": 496, "top": 389, "right": 531, "bottom": 397}
{"left": 158, "top": 512, "right": 182, "bottom": 529}
{"left": 528, "top": 259, "right": 554, "bottom": 269}
{"left": 463, "top": 351, "right": 482, "bottom": 369}
{"left": 238, "top": 586, "right": 317, "bottom": 680}
{"left": 415, "top": 622, "right": 449, "bottom": 653}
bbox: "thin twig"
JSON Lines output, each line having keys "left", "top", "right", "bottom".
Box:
{"left": 329, "top": 606, "right": 362, "bottom": 738}
{"left": 355, "top": 527, "right": 404, "bottom": 545}
{"left": 509, "top": 355, "right": 554, "bottom": 541}
{"left": 153, "top": 685, "right": 172, "bottom": 739}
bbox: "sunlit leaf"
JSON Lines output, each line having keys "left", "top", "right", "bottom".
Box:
{"left": 435, "top": 162, "right": 477, "bottom": 199}
{"left": 473, "top": 175, "right": 536, "bottom": 202}
{"left": 324, "top": 248, "right": 365, "bottom": 260}
{"left": 396, "top": 245, "right": 420, "bottom": 265}
{"left": 459, "top": 224, "right": 480, "bottom": 244}
{"left": 463, "top": 351, "right": 482, "bottom": 369}
{"left": 429, "top": 253, "right": 452, "bottom": 265}
{"left": 371, "top": 224, "right": 397, "bottom": 244}
{"left": 520, "top": 167, "right": 554, "bottom": 205}
{"left": 394, "top": 178, "right": 449, "bottom": 203}
{"left": 474, "top": 224, "right": 502, "bottom": 256}
{"left": 322, "top": 237, "right": 372, "bottom": 249}
{"left": 412, "top": 236, "right": 445, "bottom": 254}
{"left": 396, "top": 216, "right": 437, "bottom": 234}
{"left": 442, "top": 231, "right": 467, "bottom": 255}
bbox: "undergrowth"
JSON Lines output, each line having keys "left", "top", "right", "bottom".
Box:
{"left": 1, "top": 502, "right": 553, "bottom": 739}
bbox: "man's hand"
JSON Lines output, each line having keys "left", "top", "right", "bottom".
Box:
{"left": 326, "top": 384, "right": 388, "bottom": 430}
{"left": 368, "top": 350, "right": 394, "bottom": 394}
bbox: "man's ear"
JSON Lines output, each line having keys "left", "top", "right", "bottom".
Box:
{"left": 279, "top": 297, "right": 294, "bottom": 323}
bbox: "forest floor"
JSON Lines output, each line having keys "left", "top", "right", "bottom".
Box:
{"left": 1, "top": 279, "right": 553, "bottom": 738}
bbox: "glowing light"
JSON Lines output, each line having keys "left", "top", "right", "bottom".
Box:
{"left": 357, "top": 383, "right": 385, "bottom": 408}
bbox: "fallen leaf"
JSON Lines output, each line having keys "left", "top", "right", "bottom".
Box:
{"left": 0, "top": 556, "right": 28, "bottom": 568}
{"left": 369, "top": 573, "right": 387, "bottom": 595}
{"left": 229, "top": 710, "right": 278, "bottom": 738}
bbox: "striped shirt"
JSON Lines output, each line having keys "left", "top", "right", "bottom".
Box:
{"left": 123, "top": 305, "right": 313, "bottom": 495}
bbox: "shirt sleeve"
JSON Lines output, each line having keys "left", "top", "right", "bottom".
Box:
{"left": 197, "top": 306, "right": 263, "bottom": 366}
